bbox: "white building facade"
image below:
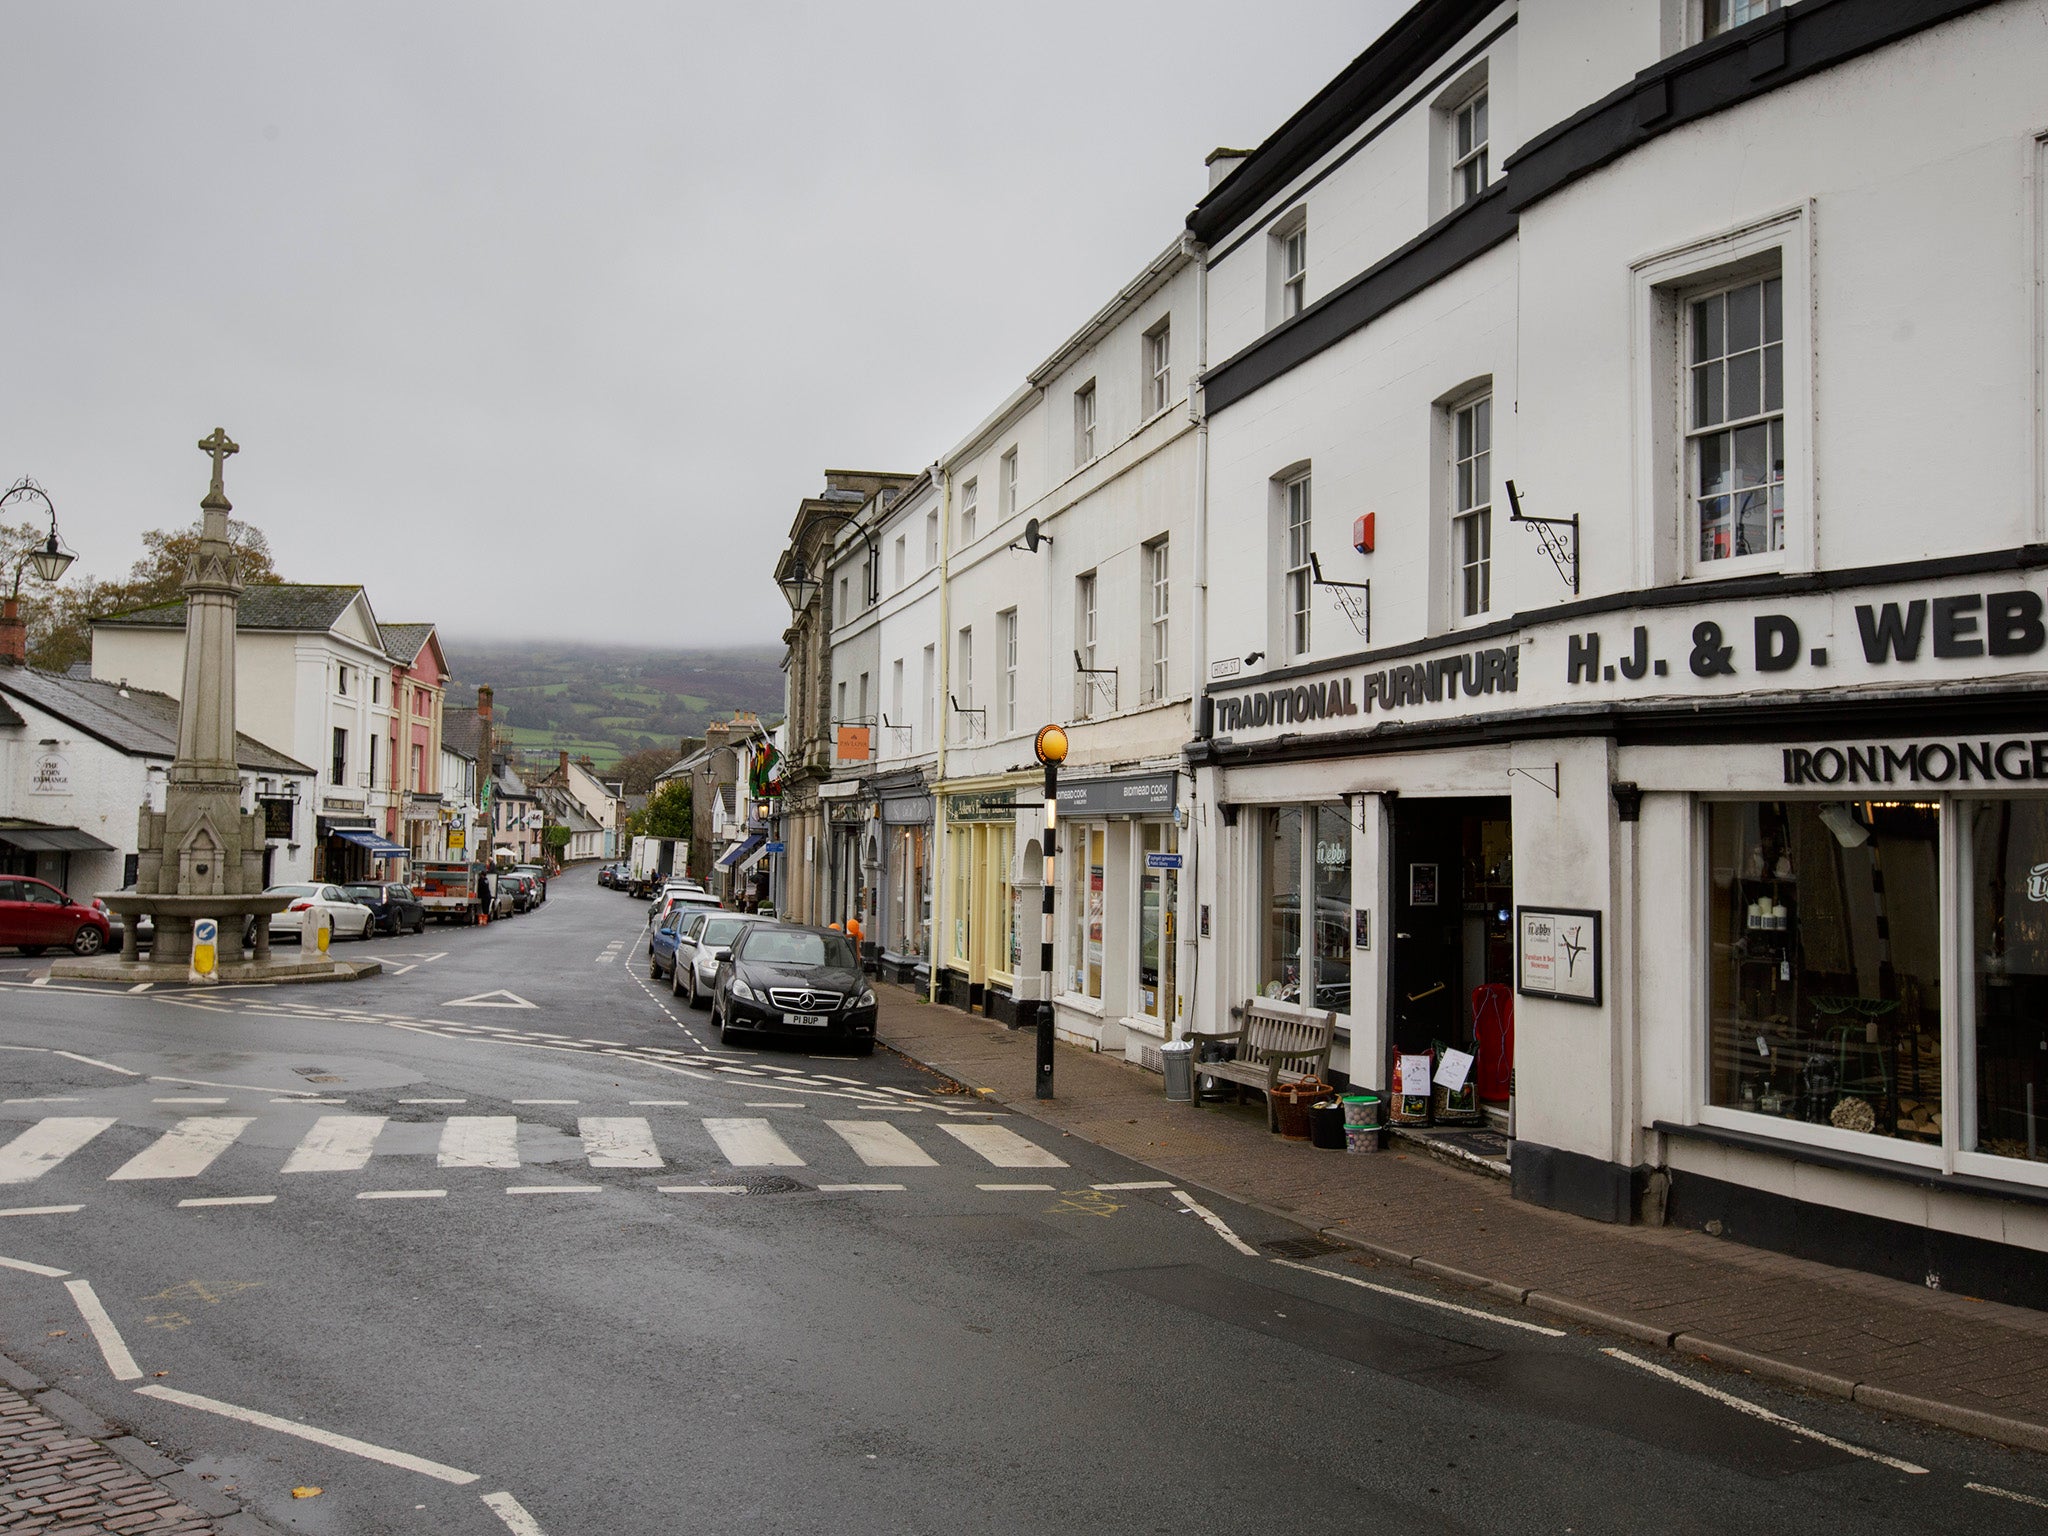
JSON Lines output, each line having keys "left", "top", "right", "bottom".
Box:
{"left": 1184, "top": 0, "right": 2048, "bottom": 1304}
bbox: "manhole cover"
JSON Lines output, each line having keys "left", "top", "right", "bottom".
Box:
{"left": 1262, "top": 1236, "right": 1347, "bottom": 1259}
{"left": 743, "top": 1175, "right": 808, "bottom": 1196}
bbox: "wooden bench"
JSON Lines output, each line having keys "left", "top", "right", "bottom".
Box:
{"left": 1183, "top": 1000, "right": 1338, "bottom": 1130}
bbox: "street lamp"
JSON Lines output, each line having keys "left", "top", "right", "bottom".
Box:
{"left": 776, "top": 558, "right": 820, "bottom": 614}
{"left": 1, "top": 479, "right": 78, "bottom": 666}
{"left": 1034, "top": 722, "right": 1069, "bottom": 1101}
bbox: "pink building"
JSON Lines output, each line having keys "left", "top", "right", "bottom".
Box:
{"left": 382, "top": 624, "right": 449, "bottom": 858}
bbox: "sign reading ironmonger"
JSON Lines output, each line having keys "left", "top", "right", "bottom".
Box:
{"left": 1784, "top": 737, "right": 2048, "bottom": 786}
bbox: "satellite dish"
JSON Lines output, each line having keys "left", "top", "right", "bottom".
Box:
{"left": 1023, "top": 517, "right": 1048, "bottom": 552}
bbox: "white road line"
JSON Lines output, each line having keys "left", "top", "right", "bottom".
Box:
{"left": 438, "top": 1117, "right": 520, "bottom": 1169}
{"left": 818, "top": 1183, "right": 906, "bottom": 1192}
{"left": 135, "top": 1384, "right": 480, "bottom": 1484}
{"left": 743, "top": 1100, "right": 806, "bottom": 1109}
{"left": 506, "top": 1185, "right": 604, "bottom": 1196}
{"left": 275, "top": 1097, "right": 346, "bottom": 1105}
{"left": 151, "top": 1097, "right": 227, "bottom": 1105}
{"left": 1600, "top": 1349, "right": 1928, "bottom": 1474}
{"left": 126, "top": 982, "right": 153, "bottom": 994}
{"left": 108, "top": 1117, "right": 254, "bottom": 1182}
{"left": 577, "top": 1118, "right": 663, "bottom": 1168}
{"left": 28, "top": 976, "right": 46, "bottom": 986}
{"left": 810, "top": 1074, "right": 867, "bottom": 1085}
{"left": 826, "top": 1120, "right": 938, "bottom": 1168}
{"left": 4, "top": 1098, "right": 81, "bottom": 1105}
{"left": 703, "top": 1118, "right": 805, "bottom": 1167}
{"left": 629, "top": 1100, "right": 690, "bottom": 1107}
{"left": 1093, "top": 1180, "right": 1174, "bottom": 1191}
{"left": 511, "top": 1099, "right": 578, "bottom": 1106}
{"left": 1269, "top": 1258, "right": 1568, "bottom": 1337}
{"left": 0, "top": 1205, "right": 82, "bottom": 1218}
{"left": 481, "top": 1490, "right": 550, "bottom": 1535}
{"left": 1170, "top": 1189, "right": 1260, "bottom": 1258}
{"left": 177, "top": 1195, "right": 276, "bottom": 1208}
{"left": 400, "top": 1098, "right": 467, "bottom": 1104}
{"left": 388, "top": 964, "right": 418, "bottom": 976}
{"left": 979, "top": 1182, "right": 1054, "bottom": 1191}
{"left": 0, "top": 1119, "right": 117, "bottom": 1184}
{"left": 1968, "top": 1483, "right": 2048, "bottom": 1509}
{"left": 658, "top": 1185, "right": 745, "bottom": 1194}
{"left": 0, "top": 1253, "right": 69, "bottom": 1277}
{"left": 281, "top": 1116, "right": 387, "bottom": 1174}
{"left": 939, "top": 1123, "right": 1068, "bottom": 1169}
{"left": 358, "top": 1189, "right": 447, "bottom": 1200}
{"left": 65, "top": 1279, "right": 141, "bottom": 1381}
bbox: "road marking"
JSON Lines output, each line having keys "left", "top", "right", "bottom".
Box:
{"left": 358, "top": 1189, "right": 447, "bottom": 1200}
{"left": 629, "top": 1100, "right": 690, "bottom": 1107}
{"left": 1600, "top": 1348, "right": 1928, "bottom": 1474}
{"left": 578, "top": 1117, "right": 663, "bottom": 1168}
{"left": 439, "top": 1117, "right": 520, "bottom": 1169}
{"left": 0, "top": 1253, "right": 69, "bottom": 1277}
{"left": 400, "top": 1098, "right": 467, "bottom": 1104}
{"left": 445, "top": 990, "right": 537, "bottom": 1009}
{"left": 826, "top": 1120, "right": 938, "bottom": 1168}
{"left": 0, "top": 1205, "right": 81, "bottom": 1217}
{"left": 1968, "top": 1483, "right": 2048, "bottom": 1509}
{"left": 1269, "top": 1258, "right": 1568, "bottom": 1337}
{"left": 135, "top": 1384, "right": 480, "bottom": 1484}
{"left": 281, "top": 1116, "right": 387, "bottom": 1174}
{"left": 1093, "top": 1180, "right": 1174, "bottom": 1191}
{"left": 506, "top": 1185, "right": 604, "bottom": 1196}
{"left": 482, "top": 1490, "right": 550, "bottom": 1535}
{"left": 511, "top": 1099, "right": 578, "bottom": 1106}
{"left": 979, "top": 1182, "right": 1055, "bottom": 1191}
{"left": 744, "top": 1100, "right": 806, "bottom": 1109}
{"left": 108, "top": 1118, "right": 255, "bottom": 1182}
{"left": 127, "top": 982, "right": 153, "bottom": 993}
{"left": 703, "top": 1117, "right": 805, "bottom": 1167}
{"left": 940, "top": 1123, "right": 1068, "bottom": 1168}
{"left": 818, "top": 1183, "right": 906, "bottom": 1192}
{"left": 28, "top": 976, "right": 47, "bottom": 986}
{"left": 0, "top": 1118, "right": 117, "bottom": 1184}
{"left": 177, "top": 1195, "right": 277, "bottom": 1208}
{"left": 65, "top": 1279, "right": 142, "bottom": 1380}
{"left": 152, "top": 1097, "right": 227, "bottom": 1105}
{"left": 276, "top": 1097, "right": 347, "bottom": 1105}
{"left": 4, "top": 1097, "right": 82, "bottom": 1105}
{"left": 388, "top": 964, "right": 418, "bottom": 976}
{"left": 658, "top": 1185, "right": 745, "bottom": 1194}
{"left": 1170, "top": 1189, "right": 1259, "bottom": 1257}
{"left": 577, "top": 1038, "right": 626, "bottom": 1046}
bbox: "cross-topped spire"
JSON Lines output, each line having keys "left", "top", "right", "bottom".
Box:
{"left": 197, "top": 427, "right": 238, "bottom": 510}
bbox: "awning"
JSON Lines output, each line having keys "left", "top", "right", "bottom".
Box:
{"left": 715, "top": 832, "right": 765, "bottom": 872}
{"left": 735, "top": 839, "right": 769, "bottom": 878}
{"left": 0, "top": 824, "right": 114, "bottom": 854}
{"left": 332, "top": 828, "right": 411, "bottom": 859}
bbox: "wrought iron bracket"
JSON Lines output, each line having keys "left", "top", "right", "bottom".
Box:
{"left": 1505, "top": 480, "right": 1578, "bottom": 595}
{"left": 947, "top": 694, "right": 986, "bottom": 740}
{"left": 1307, "top": 552, "right": 1370, "bottom": 641}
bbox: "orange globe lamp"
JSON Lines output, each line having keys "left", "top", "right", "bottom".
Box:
{"left": 1034, "top": 723, "right": 1069, "bottom": 766}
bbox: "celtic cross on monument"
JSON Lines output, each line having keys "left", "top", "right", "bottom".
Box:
{"left": 197, "top": 427, "right": 238, "bottom": 511}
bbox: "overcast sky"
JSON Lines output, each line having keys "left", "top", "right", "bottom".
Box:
{"left": 3, "top": 2, "right": 1398, "bottom": 647}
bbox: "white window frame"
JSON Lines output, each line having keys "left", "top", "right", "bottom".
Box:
{"left": 894, "top": 534, "right": 906, "bottom": 590}
{"left": 1281, "top": 224, "right": 1307, "bottom": 318}
{"left": 1075, "top": 382, "right": 1097, "bottom": 464}
{"left": 1145, "top": 321, "right": 1172, "bottom": 416}
{"left": 1702, "top": 0, "right": 1781, "bottom": 38}
{"left": 1001, "top": 448, "right": 1018, "bottom": 517}
{"left": 1076, "top": 570, "right": 1098, "bottom": 720}
{"left": 1630, "top": 206, "right": 1813, "bottom": 589}
{"left": 1284, "top": 472, "right": 1313, "bottom": 659}
{"left": 920, "top": 645, "right": 935, "bottom": 747}
{"left": 1145, "top": 536, "right": 1169, "bottom": 703}
{"left": 1451, "top": 87, "right": 1489, "bottom": 209}
{"left": 1451, "top": 392, "right": 1493, "bottom": 621}
{"left": 960, "top": 478, "right": 978, "bottom": 546}
{"left": 1000, "top": 608, "right": 1018, "bottom": 735}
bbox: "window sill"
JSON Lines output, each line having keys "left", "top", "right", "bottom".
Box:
{"left": 1120, "top": 1013, "right": 1168, "bottom": 1039}
{"left": 1055, "top": 992, "right": 1106, "bottom": 1018}
{"left": 1654, "top": 1119, "right": 2048, "bottom": 1209}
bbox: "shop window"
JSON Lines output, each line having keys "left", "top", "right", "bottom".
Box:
{"left": 1707, "top": 801, "right": 1942, "bottom": 1143}
{"left": 1688, "top": 274, "right": 1784, "bottom": 565}
{"left": 1140, "top": 822, "right": 1179, "bottom": 1028}
{"left": 1967, "top": 800, "right": 2048, "bottom": 1167}
{"left": 1066, "top": 823, "right": 1108, "bottom": 999}
{"left": 1259, "top": 804, "right": 1353, "bottom": 1009}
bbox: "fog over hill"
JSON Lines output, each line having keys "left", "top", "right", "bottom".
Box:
{"left": 442, "top": 640, "right": 783, "bottom": 770}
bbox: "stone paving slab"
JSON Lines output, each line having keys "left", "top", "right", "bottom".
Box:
{"left": 878, "top": 984, "right": 2048, "bottom": 1453}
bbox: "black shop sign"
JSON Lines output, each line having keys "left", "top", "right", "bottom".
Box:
{"left": 1784, "top": 737, "right": 2048, "bottom": 787}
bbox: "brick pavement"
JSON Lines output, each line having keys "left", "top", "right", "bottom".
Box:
{"left": 0, "top": 1386, "right": 216, "bottom": 1535}
{"left": 877, "top": 983, "right": 2048, "bottom": 1455}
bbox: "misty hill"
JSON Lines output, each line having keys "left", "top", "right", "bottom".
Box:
{"left": 442, "top": 640, "right": 784, "bottom": 770}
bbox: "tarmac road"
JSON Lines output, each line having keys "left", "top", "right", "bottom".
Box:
{"left": 0, "top": 874, "right": 2045, "bottom": 1534}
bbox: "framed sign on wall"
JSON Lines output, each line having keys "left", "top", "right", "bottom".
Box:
{"left": 1517, "top": 906, "right": 1602, "bottom": 1005}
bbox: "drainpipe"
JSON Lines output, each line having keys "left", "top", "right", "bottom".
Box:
{"left": 929, "top": 463, "right": 952, "bottom": 1005}
{"left": 1180, "top": 232, "right": 1210, "bottom": 1039}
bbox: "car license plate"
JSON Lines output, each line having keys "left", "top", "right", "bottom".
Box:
{"left": 782, "top": 1012, "right": 828, "bottom": 1028}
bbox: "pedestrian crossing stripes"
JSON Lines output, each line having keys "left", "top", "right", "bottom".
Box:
{"left": 0, "top": 1111, "right": 1070, "bottom": 1186}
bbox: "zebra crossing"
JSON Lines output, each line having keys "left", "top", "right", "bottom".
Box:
{"left": 0, "top": 1109, "right": 1069, "bottom": 1194}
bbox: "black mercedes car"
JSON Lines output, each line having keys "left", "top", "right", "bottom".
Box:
{"left": 342, "top": 882, "right": 427, "bottom": 937}
{"left": 710, "top": 924, "right": 876, "bottom": 1055}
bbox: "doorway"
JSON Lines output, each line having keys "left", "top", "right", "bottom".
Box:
{"left": 1390, "top": 797, "right": 1513, "bottom": 1057}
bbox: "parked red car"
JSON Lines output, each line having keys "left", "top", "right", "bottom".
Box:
{"left": 0, "top": 876, "right": 112, "bottom": 956}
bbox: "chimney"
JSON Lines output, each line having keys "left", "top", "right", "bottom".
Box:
{"left": 1206, "top": 146, "right": 1251, "bottom": 190}
{"left": 0, "top": 595, "right": 24, "bottom": 667}
{"left": 558, "top": 748, "right": 569, "bottom": 775}
{"left": 476, "top": 684, "right": 494, "bottom": 788}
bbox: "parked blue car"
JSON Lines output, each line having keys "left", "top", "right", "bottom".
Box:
{"left": 648, "top": 906, "right": 707, "bottom": 981}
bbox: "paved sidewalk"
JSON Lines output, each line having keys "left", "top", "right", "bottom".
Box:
{"left": 877, "top": 984, "right": 2048, "bottom": 1456}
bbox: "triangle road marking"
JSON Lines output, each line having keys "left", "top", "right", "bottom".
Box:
{"left": 443, "top": 990, "right": 539, "bottom": 1010}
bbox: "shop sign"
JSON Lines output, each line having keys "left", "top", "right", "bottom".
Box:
{"left": 448, "top": 829, "right": 466, "bottom": 850}
{"left": 28, "top": 752, "right": 70, "bottom": 794}
{"left": 947, "top": 792, "right": 1015, "bottom": 823}
{"left": 1782, "top": 736, "right": 2048, "bottom": 787}
{"left": 1058, "top": 773, "right": 1177, "bottom": 818}
{"left": 829, "top": 801, "right": 866, "bottom": 825}
{"left": 259, "top": 797, "right": 295, "bottom": 840}
{"left": 882, "top": 795, "right": 934, "bottom": 826}
{"left": 1145, "top": 852, "right": 1182, "bottom": 869}
{"left": 1517, "top": 906, "right": 1602, "bottom": 1006}
{"left": 836, "top": 726, "right": 871, "bottom": 763}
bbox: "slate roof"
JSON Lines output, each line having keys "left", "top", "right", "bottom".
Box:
{"left": 95, "top": 584, "right": 366, "bottom": 633}
{"left": 381, "top": 623, "right": 435, "bottom": 666}
{"left": 441, "top": 707, "right": 482, "bottom": 760}
{"left": 0, "top": 693, "right": 22, "bottom": 729}
{"left": 0, "top": 667, "right": 314, "bottom": 774}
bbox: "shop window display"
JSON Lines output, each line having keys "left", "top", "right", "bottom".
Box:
{"left": 1708, "top": 801, "right": 1942, "bottom": 1142}
{"left": 1969, "top": 800, "right": 2048, "bottom": 1165}
{"left": 1261, "top": 808, "right": 1304, "bottom": 999}
{"left": 1067, "top": 824, "right": 1107, "bottom": 998}
{"left": 1261, "top": 804, "right": 1352, "bottom": 1009}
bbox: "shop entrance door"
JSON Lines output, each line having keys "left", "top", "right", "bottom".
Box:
{"left": 1390, "top": 798, "right": 1513, "bottom": 1058}
{"left": 1139, "top": 822, "right": 1179, "bottom": 1032}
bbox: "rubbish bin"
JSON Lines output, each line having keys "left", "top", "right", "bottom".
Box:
{"left": 1160, "top": 1039, "right": 1195, "bottom": 1103}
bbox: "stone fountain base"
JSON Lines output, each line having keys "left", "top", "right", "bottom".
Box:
{"left": 48, "top": 952, "right": 382, "bottom": 985}
{"left": 53, "top": 891, "right": 381, "bottom": 985}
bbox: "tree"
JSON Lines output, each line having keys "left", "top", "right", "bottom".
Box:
{"left": 613, "top": 745, "right": 682, "bottom": 795}
{"left": 637, "top": 778, "right": 692, "bottom": 839}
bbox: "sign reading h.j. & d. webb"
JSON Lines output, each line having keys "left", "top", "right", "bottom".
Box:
{"left": 1208, "top": 568, "right": 2048, "bottom": 742}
